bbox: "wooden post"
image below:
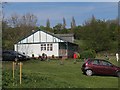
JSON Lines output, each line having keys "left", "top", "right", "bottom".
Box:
{"left": 13, "top": 62, "right": 14, "bottom": 79}
{"left": 13, "top": 62, "right": 15, "bottom": 86}
{"left": 20, "top": 62, "right": 22, "bottom": 84}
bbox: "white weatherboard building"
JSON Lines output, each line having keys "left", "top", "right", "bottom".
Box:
{"left": 14, "top": 30, "right": 78, "bottom": 58}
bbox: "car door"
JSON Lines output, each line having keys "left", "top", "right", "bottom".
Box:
{"left": 3, "top": 52, "right": 15, "bottom": 61}
{"left": 100, "top": 60, "right": 116, "bottom": 75}
{"left": 91, "top": 60, "right": 103, "bottom": 74}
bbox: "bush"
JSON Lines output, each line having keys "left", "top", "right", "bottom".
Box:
{"left": 80, "top": 50, "right": 96, "bottom": 59}
{"left": 52, "top": 55, "right": 55, "bottom": 58}
{"left": 2, "top": 70, "right": 14, "bottom": 88}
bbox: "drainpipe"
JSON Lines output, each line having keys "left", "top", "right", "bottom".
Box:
{"left": 32, "top": 30, "right": 34, "bottom": 43}
{"left": 66, "top": 42, "right": 68, "bottom": 58}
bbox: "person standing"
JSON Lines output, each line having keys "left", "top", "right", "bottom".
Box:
{"left": 105, "top": 54, "right": 109, "bottom": 60}
{"left": 73, "top": 52, "right": 77, "bottom": 64}
{"left": 116, "top": 53, "right": 119, "bottom": 62}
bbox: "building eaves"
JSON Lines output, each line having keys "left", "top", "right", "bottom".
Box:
{"left": 15, "top": 29, "right": 77, "bottom": 45}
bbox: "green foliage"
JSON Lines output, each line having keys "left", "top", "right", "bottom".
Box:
{"left": 2, "top": 15, "right": 118, "bottom": 53}
{"left": 74, "top": 16, "right": 118, "bottom": 53}
{"left": 2, "top": 59, "right": 118, "bottom": 88}
{"left": 74, "top": 39, "right": 87, "bottom": 52}
{"left": 80, "top": 50, "right": 96, "bottom": 59}
{"left": 2, "top": 70, "right": 14, "bottom": 88}
{"left": 2, "top": 13, "right": 37, "bottom": 50}
{"left": 53, "top": 23, "right": 63, "bottom": 33}
{"left": 81, "top": 18, "right": 111, "bottom": 52}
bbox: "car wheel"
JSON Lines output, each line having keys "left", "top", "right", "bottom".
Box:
{"left": 117, "top": 72, "right": 120, "bottom": 77}
{"left": 86, "top": 70, "right": 93, "bottom": 76}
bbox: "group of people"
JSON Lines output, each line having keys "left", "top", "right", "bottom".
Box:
{"left": 32, "top": 53, "right": 48, "bottom": 61}
{"left": 39, "top": 53, "right": 48, "bottom": 61}
{"left": 31, "top": 52, "right": 119, "bottom": 62}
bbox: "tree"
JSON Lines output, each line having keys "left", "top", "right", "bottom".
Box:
{"left": 1, "top": 2, "right": 8, "bottom": 20}
{"left": 53, "top": 23, "right": 63, "bottom": 34}
{"left": 3, "top": 13, "right": 38, "bottom": 50}
{"left": 45, "top": 18, "right": 53, "bottom": 32}
{"left": 53, "top": 23, "right": 62, "bottom": 30}
{"left": 20, "top": 13, "right": 37, "bottom": 27}
{"left": 62, "top": 17, "right": 66, "bottom": 29}
{"left": 7, "top": 13, "right": 20, "bottom": 27}
{"left": 70, "top": 16, "right": 76, "bottom": 33}
{"left": 46, "top": 18, "right": 50, "bottom": 28}
{"left": 71, "top": 16, "right": 76, "bottom": 29}
{"left": 39, "top": 25, "right": 46, "bottom": 30}
{"left": 82, "top": 16, "right": 111, "bottom": 52}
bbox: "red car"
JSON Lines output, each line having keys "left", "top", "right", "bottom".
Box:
{"left": 81, "top": 59, "right": 120, "bottom": 77}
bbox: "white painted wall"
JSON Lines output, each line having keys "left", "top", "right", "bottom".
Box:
{"left": 14, "top": 44, "right": 35, "bottom": 57}
{"left": 41, "top": 31, "right": 47, "bottom": 42}
{"left": 15, "top": 30, "right": 65, "bottom": 57}
{"left": 20, "top": 38, "right": 27, "bottom": 43}
{"left": 34, "top": 31, "right": 40, "bottom": 42}
{"left": 27, "top": 35, "right": 34, "bottom": 43}
{"left": 14, "top": 43, "right": 59, "bottom": 57}
{"left": 18, "top": 30, "right": 64, "bottom": 44}
{"left": 46, "top": 34, "right": 53, "bottom": 42}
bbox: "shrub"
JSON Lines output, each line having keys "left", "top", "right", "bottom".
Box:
{"left": 80, "top": 50, "right": 96, "bottom": 59}
{"left": 52, "top": 55, "right": 55, "bottom": 58}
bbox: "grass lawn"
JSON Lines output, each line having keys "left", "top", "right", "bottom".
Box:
{"left": 2, "top": 57, "right": 119, "bottom": 88}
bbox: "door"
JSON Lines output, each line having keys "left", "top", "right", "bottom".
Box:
{"left": 91, "top": 60, "right": 103, "bottom": 74}
{"left": 100, "top": 60, "right": 116, "bottom": 75}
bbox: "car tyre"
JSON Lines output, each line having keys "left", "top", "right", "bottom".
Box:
{"left": 117, "top": 72, "right": 120, "bottom": 77}
{"left": 86, "top": 70, "right": 93, "bottom": 76}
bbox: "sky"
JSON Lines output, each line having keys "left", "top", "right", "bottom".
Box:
{"left": 3, "top": 2, "right": 118, "bottom": 28}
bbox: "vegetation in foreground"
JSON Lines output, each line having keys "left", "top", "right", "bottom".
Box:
{"left": 2, "top": 56, "right": 119, "bottom": 88}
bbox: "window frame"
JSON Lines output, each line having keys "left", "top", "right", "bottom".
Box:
{"left": 41, "top": 43, "right": 53, "bottom": 51}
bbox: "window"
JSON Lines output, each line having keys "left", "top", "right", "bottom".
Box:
{"left": 41, "top": 44, "right": 43, "bottom": 51}
{"left": 92, "top": 60, "right": 100, "bottom": 65}
{"left": 50, "top": 44, "right": 53, "bottom": 51}
{"left": 101, "top": 61, "right": 112, "bottom": 66}
{"left": 41, "top": 44, "right": 53, "bottom": 51}
{"left": 41, "top": 44, "right": 46, "bottom": 51}
{"left": 47, "top": 44, "right": 53, "bottom": 51}
{"left": 47, "top": 44, "right": 49, "bottom": 51}
{"left": 87, "top": 60, "right": 92, "bottom": 64}
{"left": 44, "top": 44, "right": 46, "bottom": 50}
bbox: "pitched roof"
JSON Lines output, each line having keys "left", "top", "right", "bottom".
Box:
{"left": 55, "top": 34, "right": 74, "bottom": 37}
{"left": 16, "top": 29, "right": 77, "bottom": 45}
{"left": 55, "top": 34, "right": 74, "bottom": 43}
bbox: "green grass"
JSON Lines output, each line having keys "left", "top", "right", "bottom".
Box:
{"left": 2, "top": 57, "right": 119, "bottom": 88}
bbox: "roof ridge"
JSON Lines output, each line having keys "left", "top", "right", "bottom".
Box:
{"left": 15, "top": 29, "right": 76, "bottom": 45}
